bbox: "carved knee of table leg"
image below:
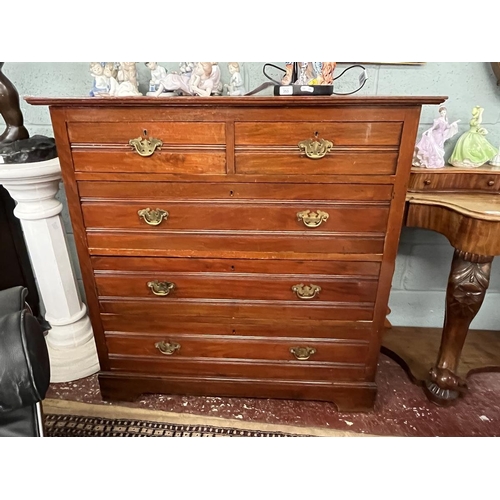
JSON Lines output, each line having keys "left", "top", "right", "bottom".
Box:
{"left": 425, "top": 250, "right": 493, "bottom": 406}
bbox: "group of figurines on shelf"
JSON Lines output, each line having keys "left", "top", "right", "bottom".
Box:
{"left": 89, "top": 62, "right": 245, "bottom": 98}
{"left": 412, "top": 105, "right": 500, "bottom": 168}
{"left": 89, "top": 61, "right": 339, "bottom": 99}
{"left": 89, "top": 62, "right": 142, "bottom": 97}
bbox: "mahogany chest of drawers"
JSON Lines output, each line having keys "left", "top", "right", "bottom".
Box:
{"left": 28, "top": 95, "right": 444, "bottom": 411}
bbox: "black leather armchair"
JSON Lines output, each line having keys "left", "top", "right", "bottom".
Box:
{"left": 0, "top": 286, "right": 50, "bottom": 437}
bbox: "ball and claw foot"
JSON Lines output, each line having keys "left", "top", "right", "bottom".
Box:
{"left": 424, "top": 366, "right": 467, "bottom": 406}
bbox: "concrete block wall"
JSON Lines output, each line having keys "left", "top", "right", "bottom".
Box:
{"left": 1, "top": 62, "right": 499, "bottom": 330}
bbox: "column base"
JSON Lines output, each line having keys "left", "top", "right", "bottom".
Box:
{"left": 44, "top": 312, "right": 100, "bottom": 382}
{"left": 46, "top": 335, "right": 100, "bottom": 383}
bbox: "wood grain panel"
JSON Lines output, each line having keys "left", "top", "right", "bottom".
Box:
{"left": 48, "top": 108, "right": 111, "bottom": 370}
{"left": 100, "top": 314, "right": 374, "bottom": 340}
{"left": 82, "top": 201, "right": 390, "bottom": 233}
{"left": 409, "top": 171, "right": 500, "bottom": 193}
{"left": 78, "top": 181, "right": 394, "bottom": 201}
{"left": 99, "top": 299, "right": 374, "bottom": 321}
{"left": 86, "top": 231, "right": 385, "bottom": 257}
{"left": 72, "top": 150, "right": 226, "bottom": 174}
{"left": 91, "top": 256, "right": 381, "bottom": 277}
{"left": 406, "top": 197, "right": 500, "bottom": 255}
{"left": 68, "top": 122, "right": 225, "bottom": 145}
{"left": 97, "top": 371, "right": 378, "bottom": 410}
{"left": 106, "top": 357, "right": 367, "bottom": 381}
{"left": 95, "top": 273, "right": 378, "bottom": 303}
{"left": 76, "top": 172, "right": 396, "bottom": 185}
{"left": 105, "top": 333, "right": 369, "bottom": 363}
{"left": 235, "top": 122, "right": 403, "bottom": 146}
{"left": 235, "top": 151, "right": 398, "bottom": 175}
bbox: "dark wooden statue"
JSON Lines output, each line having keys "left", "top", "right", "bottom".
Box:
{"left": 0, "top": 62, "right": 29, "bottom": 145}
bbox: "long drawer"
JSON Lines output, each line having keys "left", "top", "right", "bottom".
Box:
{"left": 91, "top": 256, "right": 382, "bottom": 276}
{"left": 105, "top": 333, "right": 369, "bottom": 364}
{"left": 95, "top": 273, "right": 378, "bottom": 303}
{"left": 107, "top": 355, "right": 368, "bottom": 382}
{"left": 100, "top": 314, "right": 374, "bottom": 340}
{"left": 105, "top": 332, "right": 369, "bottom": 381}
{"left": 99, "top": 299, "right": 374, "bottom": 321}
{"left": 82, "top": 201, "right": 390, "bottom": 234}
{"left": 78, "top": 181, "right": 394, "bottom": 202}
{"left": 86, "top": 231, "right": 385, "bottom": 258}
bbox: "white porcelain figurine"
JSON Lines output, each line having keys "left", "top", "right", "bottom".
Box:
{"left": 116, "top": 62, "right": 140, "bottom": 94}
{"left": 89, "top": 62, "right": 109, "bottom": 97}
{"left": 189, "top": 62, "right": 221, "bottom": 97}
{"left": 145, "top": 62, "right": 168, "bottom": 94}
{"left": 224, "top": 62, "right": 246, "bottom": 96}
{"left": 94, "top": 62, "right": 142, "bottom": 97}
{"left": 152, "top": 62, "right": 221, "bottom": 97}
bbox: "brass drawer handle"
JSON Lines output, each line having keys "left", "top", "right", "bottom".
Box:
{"left": 129, "top": 136, "right": 162, "bottom": 157}
{"left": 297, "top": 210, "right": 329, "bottom": 228}
{"left": 155, "top": 341, "right": 180, "bottom": 355}
{"left": 298, "top": 137, "right": 333, "bottom": 159}
{"left": 290, "top": 346, "right": 316, "bottom": 361}
{"left": 138, "top": 208, "right": 169, "bottom": 226}
{"left": 292, "top": 283, "right": 321, "bottom": 300}
{"left": 147, "top": 280, "right": 176, "bottom": 296}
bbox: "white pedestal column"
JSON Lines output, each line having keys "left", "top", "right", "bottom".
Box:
{"left": 0, "top": 157, "right": 99, "bottom": 382}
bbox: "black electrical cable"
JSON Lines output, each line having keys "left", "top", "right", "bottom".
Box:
{"left": 262, "top": 63, "right": 286, "bottom": 85}
{"left": 332, "top": 64, "right": 368, "bottom": 95}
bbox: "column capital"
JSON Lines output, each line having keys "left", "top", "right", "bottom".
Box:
{"left": 0, "top": 158, "right": 63, "bottom": 220}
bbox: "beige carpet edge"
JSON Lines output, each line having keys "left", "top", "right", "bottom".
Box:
{"left": 42, "top": 399, "right": 378, "bottom": 437}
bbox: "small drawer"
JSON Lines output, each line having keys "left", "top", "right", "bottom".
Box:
{"left": 235, "top": 151, "right": 398, "bottom": 175}
{"left": 105, "top": 333, "right": 370, "bottom": 365}
{"left": 235, "top": 122, "right": 403, "bottom": 147}
{"left": 82, "top": 201, "right": 390, "bottom": 233}
{"left": 68, "top": 121, "right": 226, "bottom": 145}
{"left": 72, "top": 150, "right": 226, "bottom": 174}
{"left": 409, "top": 171, "right": 500, "bottom": 193}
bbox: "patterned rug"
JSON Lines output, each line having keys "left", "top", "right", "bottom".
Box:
{"left": 44, "top": 413, "right": 307, "bottom": 437}
{"left": 42, "top": 399, "right": 370, "bottom": 437}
